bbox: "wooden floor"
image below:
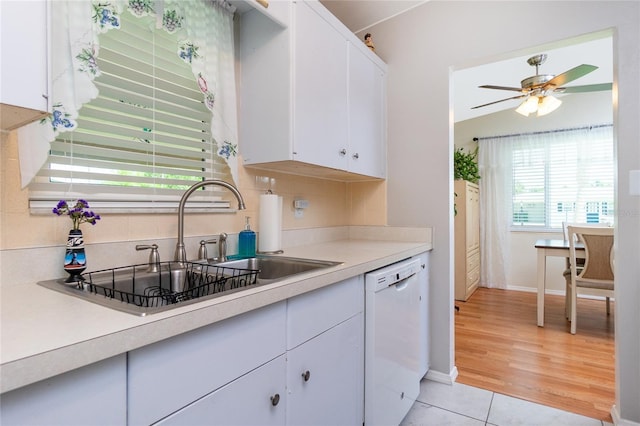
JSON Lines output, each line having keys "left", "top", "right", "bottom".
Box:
{"left": 455, "top": 288, "right": 615, "bottom": 422}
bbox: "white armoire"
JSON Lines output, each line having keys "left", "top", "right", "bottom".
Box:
{"left": 454, "top": 180, "right": 480, "bottom": 301}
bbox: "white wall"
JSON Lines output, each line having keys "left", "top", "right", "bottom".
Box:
{"left": 365, "top": 1, "right": 640, "bottom": 423}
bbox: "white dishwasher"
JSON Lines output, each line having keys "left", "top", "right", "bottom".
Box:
{"left": 365, "top": 257, "right": 423, "bottom": 426}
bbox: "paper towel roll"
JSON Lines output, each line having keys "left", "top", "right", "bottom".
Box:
{"left": 258, "top": 193, "right": 283, "bottom": 253}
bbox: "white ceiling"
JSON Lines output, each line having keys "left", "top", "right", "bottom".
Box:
{"left": 452, "top": 38, "right": 613, "bottom": 122}
{"left": 319, "top": 0, "right": 427, "bottom": 33}
{"left": 318, "top": 1, "right": 613, "bottom": 123}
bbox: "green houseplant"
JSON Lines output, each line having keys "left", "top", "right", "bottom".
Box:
{"left": 454, "top": 147, "right": 480, "bottom": 183}
{"left": 453, "top": 147, "right": 480, "bottom": 216}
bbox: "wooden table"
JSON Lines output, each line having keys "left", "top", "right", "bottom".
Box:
{"left": 534, "top": 239, "right": 584, "bottom": 327}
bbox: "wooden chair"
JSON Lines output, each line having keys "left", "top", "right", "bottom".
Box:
{"left": 561, "top": 222, "right": 607, "bottom": 318}
{"left": 568, "top": 225, "right": 615, "bottom": 334}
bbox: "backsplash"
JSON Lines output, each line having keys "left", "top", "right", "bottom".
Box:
{"left": 1, "top": 130, "right": 386, "bottom": 249}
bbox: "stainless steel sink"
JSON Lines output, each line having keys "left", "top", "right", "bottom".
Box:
{"left": 38, "top": 261, "right": 259, "bottom": 316}
{"left": 38, "top": 256, "right": 341, "bottom": 316}
{"left": 209, "top": 255, "right": 342, "bottom": 282}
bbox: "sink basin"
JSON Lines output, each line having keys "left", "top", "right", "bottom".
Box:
{"left": 38, "top": 261, "right": 260, "bottom": 316}
{"left": 209, "top": 255, "right": 342, "bottom": 282}
{"left": 38, "top": 256, "right": 341, "bottom": 316}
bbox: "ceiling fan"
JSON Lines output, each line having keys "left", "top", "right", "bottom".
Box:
{"left": 471, "top": 54, "right": 612, "bottom": 116}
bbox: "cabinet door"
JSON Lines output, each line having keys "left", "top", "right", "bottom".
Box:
{"left": 0, "top": 0, "right": 50, "bottom": 129}
{"left": 287, "top": 314, "right": 364, "bottom": 426}
{"left": 128, "top": 302, "right": 286, "bottom": 425}
{"left": 293, "top": 1, "right": 348, "bottom": 170}
{"left": 348, "top": 42, "right": 385, "bottom": 178}
{"left": 417, "top": 252, "right": 430, "bottom": 377}
{"left": 157, "top": 355, "right": 287, "bottom": 426}
{"left": 0, "top": 355, "right": 126, "bottom": 426}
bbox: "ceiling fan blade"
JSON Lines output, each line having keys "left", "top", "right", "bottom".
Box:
{"left": 554, "top": 83, "right": 613, "bottom": 93}
{"left": 544, "top": 64, "right": 598, "bottom": 88}
{"left": 471, "top": 94, "right": 527, "bottom": 109}
{"left": 479, "top": 84, "right": 524, "bottom": 92}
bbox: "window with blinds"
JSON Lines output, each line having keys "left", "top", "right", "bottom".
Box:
{"left": 511, "top": 125, "right": 614, "bottom": 229}
{"left": 30, "top": 9, "right": 232, "bottom": 212}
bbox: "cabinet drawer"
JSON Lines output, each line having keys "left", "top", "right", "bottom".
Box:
{"left": 466, "top": 250, "right": 480, "bottom": 272}
{"left": 128, "top": 302, "right": 286, "bottom": 425}
{"left": 287, "top": 276, "right": 363, "bottom": 350}
{"left": 467, "top": 266, "right": 480, "bottom": 288}
{"left": 157, "top": 355, "right": 286, "bottom": 426}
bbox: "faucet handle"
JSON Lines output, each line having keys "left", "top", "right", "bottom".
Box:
{"left": 136, "top": 244, "right": 160, "bottom": 273}
{"left": 198, "top": 239, "right": 217, "bottom": 261}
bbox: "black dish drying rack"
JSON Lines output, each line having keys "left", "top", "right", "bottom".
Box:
{"left": 80, "top": 261, "right": 259, "bottom": 308}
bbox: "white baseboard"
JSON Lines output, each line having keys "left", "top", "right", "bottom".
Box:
{"left": 502, "top": 285, "right": 613, "bottom": 301}
{"left": 611, "top": 404, "right": 640, "bottom": 426}
{"left": 505, "top": 285, "right": 565, "bottom": 296}
{"left": 425, "top": 366, "right": 458, "bottom": 385}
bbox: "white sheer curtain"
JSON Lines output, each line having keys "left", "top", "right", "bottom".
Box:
{"left": 478, "top": 136, "right": 514, "bottom": 289}
{"left": 477, "top": 125, "right": 614, "bottom": 289}
{"left": 18, "top": 0, "right": 239, "bottom": 187}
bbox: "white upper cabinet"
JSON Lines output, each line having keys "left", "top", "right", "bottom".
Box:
{"left": 348, "top": 42, "right": 386, "bottom": 178}
{"left": 292, "top": 1, "right": 349, "bottom": 172}
{"left": 0, "top": 0, "right": 50, "bottom": 130}
{"left": 239, "top": 0, "right": 387, "bottom": 181}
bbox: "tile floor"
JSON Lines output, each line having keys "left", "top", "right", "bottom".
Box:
{"left": 401, "top": 380, "right": 613, "bottom": 426}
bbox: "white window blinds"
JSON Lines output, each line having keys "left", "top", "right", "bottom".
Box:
{"left": 510, "top": 124, "right": 614, "bottom": 228}
{"left": 28, "top": 2, "right": 235, "bottom": 212}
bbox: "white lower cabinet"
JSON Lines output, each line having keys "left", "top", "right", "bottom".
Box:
{"left": 126, "top": 276, "right": 365, "bottom": 425}
{"left": 286, "top": 314, "right": 364, "bottom": 425}
{"left": 417, "top": 251, "right": 431, "bottom": 377}
{"left": 157, "top": 355, "right": 287, "bottom": 426}
{"left": 286, "top": 276, "right": 365, "bottom": 425}
{"left": 127, "top": 302, "right": 287, "bottom": 425}
{"left": 0, "top": 355, "right": 126, "bottom": 426}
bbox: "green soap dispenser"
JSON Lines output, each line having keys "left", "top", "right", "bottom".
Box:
{"left": 238, "top": 216, "right": 256, "bottom": 258}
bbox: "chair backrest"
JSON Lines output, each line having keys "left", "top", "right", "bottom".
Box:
{"left": 567, "top": 225, "right": 614, "bottom": 282}
{"left": 562, "top": 221, "right": 610, "bottom": 242}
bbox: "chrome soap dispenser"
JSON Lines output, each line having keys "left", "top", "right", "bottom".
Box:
{"left": 238, "top": 216, "right": 256, "bottom": 258}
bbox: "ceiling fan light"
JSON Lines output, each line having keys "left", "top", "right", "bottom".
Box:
{"left": 515, "top": 96, "right": 538, "bottom": 116}
{"left": 537, "top": 95, "right": 562, "bottom": 116}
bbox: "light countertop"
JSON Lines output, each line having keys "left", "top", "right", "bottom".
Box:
{"left": 1, "top": 232, "right": 432, "bottom": 394}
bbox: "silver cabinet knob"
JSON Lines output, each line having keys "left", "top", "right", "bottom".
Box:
{"left": 302, "top": 370, "right": 311, "bottom": 382}
{"left": 339, "top": 149, "right": 347, "bottom": 156}
{"left": 270, "top": 393, "right": 280, "bottom": 406}
{"left": 352, "top": 153, "right": 359, "bottom": 159}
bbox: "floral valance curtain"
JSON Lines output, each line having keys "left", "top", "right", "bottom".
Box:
{"left": 18, "top": 0, "right": 239, "bottom": 188}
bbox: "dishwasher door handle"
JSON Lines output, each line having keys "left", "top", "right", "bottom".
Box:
{"left": 389, "top": 272, "right": 417, "bottom": 290}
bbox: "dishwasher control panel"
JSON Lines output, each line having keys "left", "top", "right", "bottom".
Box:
{"left": 367, "top": 258, "right": 421, "bottom": 291}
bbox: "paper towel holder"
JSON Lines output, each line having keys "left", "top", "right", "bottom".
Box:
{"left": 257, "top": 190, "right": 284, "bottom": 255}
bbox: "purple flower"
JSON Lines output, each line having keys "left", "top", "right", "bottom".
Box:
{"left": 52, "top": 200, "right": 101, "bottom": 230}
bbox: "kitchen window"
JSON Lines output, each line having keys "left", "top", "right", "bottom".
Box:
{"left": 21, "top": 0, "right": 239, "bottom": 213}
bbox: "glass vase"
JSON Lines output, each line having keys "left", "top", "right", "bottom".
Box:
{"left": 64, "top": 229, "right": 87, "bottom": 283}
